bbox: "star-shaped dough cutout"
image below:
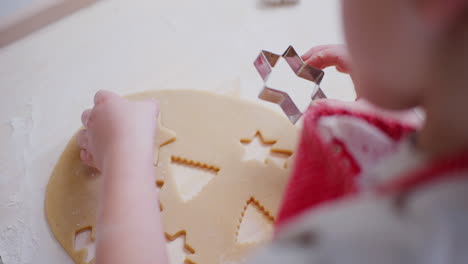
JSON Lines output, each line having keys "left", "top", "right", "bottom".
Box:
{"left": 240, "top": 131, "right": 291, "bottom": 167}
{"left": 154, "top": 113, "right": 176, "bottom": 189}
{"left": 166, "top": 232, "right": 195, "bottom": 264}
{"left": 154, "top": 113, "right": 176, "bottom": 167}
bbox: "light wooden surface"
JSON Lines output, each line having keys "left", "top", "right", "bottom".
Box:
{"left": 0, "top": 0, "right": 354, "bottom": 263}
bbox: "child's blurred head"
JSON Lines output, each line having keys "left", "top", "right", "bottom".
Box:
{"left": 341, "top": 0, "right": 468, "bottom": 110}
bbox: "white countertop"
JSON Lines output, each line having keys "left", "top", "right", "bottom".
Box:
{"left": 0, "top": 0, "right": 354, "bottom": 263}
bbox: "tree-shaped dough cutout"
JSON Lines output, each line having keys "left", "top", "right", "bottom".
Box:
{"left": 170, "top": 156, "right": 220, "bottom": 202}
{"left": 236, "top": 198, "right": 274, "bottom": 244}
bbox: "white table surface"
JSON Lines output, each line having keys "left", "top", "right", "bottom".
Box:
{"left": 0, "top": 0, "right": 354, "bottom": 263}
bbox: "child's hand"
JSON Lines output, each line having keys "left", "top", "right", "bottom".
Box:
{"left": 77, "top": 91, "right": 168, "bottom": 264}
{"left": 303, "top": 45, "right": 423, "bottom": 126}
{"left": 302, "top": 44, "right": 351, "bottom": 74}
{"left": 77, "top": 90, "right": 159, "bottom": 171}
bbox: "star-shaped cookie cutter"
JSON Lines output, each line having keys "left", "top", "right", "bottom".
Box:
{"left": 254, "top": 46, "right": 326, "bottom": 124}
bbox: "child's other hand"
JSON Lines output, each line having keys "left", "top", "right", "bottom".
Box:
{"left": 76, "top": 90, "right": 159, "bottom": 171}
{"left": 302, "top": 44, "right": 351, "bottom": 74}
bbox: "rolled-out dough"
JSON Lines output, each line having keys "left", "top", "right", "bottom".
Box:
{"left": 45, "top": 90, "right": 299, "bottom": 264}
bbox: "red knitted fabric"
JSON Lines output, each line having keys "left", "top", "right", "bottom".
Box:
{"left": 275, "top": 104, "right": 416, "bottom": 228}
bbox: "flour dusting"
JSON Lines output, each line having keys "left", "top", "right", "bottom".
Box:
{"left": 1, "top": 100, "right": 39, "bottom": 264}
{"left": 0, "top": 221, "right": 37, "bottom": 264}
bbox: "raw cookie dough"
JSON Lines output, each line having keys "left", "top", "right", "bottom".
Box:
{"left": 45, "top": 90, "right": 299, "bottom": 264}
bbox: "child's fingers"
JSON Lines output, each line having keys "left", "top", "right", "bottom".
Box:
{"left": 77, "top": 130, "right": 88, "bottom": 149}
{"left": 81, "top": 109, "right": 91, "bottom": 127}
{"left": 301, "top": 45, "right": 333, "bottom": 61}
{"left": 94, "top": 90, "right": 119, "bottom": 105}
{"left": 80, "top": 149, "right": 92, "bottom": 163}
{"left": 80, "top": 149, "right": 96, "bottom": 168}
{"left": 304, "top": 47, "right": 351, "bottom": 73}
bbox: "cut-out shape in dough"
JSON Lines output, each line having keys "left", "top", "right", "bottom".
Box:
{"left": 156, "top": 181, "right": 165, "bottom": 211}
{"left": 170, "top": 156, "right": 219, "bottom": 202}
{"left": 268, "top": 151, "right": 293, "bottom": 169}
{"left": 236, "top": 198, "right": 274, "bottom": 244}
{"left": 154, "top": 114, "right": 177, "bottom": 167}
{"left": 240, "top": 131, "right": 292, "bottom": 167}
{"left": 166, "top": 232, "right": 195, "bottom": 264}
{"left": 74, "top": 227, "right": 95, "bottom": 264}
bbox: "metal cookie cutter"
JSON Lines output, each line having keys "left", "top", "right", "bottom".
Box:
{"left": 254, "top": 46, "right": 325, "bottom": 124}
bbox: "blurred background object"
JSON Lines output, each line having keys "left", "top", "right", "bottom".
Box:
{"left": 0, "top": 0, "right": 99, "bottom": 48}
{"left": 260, "top": 0, "right": 299, "bottom": 6}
